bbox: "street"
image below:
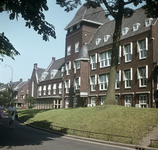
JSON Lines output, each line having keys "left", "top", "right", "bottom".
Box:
{"left": 0, "top": 114, "right": 134, "bottom": 150}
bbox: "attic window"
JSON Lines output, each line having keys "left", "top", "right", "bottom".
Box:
{"left": 77, "top": 24, "right": 80, "bottom": 29}
{"left": 145, "top": 18, "right": 153, "bottom": 27}
{"left": 133, "top": 23, "right": 140, "bottom": 31}
{"left": 104, "top": 35, "right": 110, "bottom": 42}
{"left": 96, "top": 38, "right": 101, "bottom": 45}
{"left": 70, "top": 27, "right": 73, "bottom": 32}
{"left": 122, "top": 27, "right": 129, "bottom": 35}
{"left": 51, "top": 70, "right": 58, "bottom": 79}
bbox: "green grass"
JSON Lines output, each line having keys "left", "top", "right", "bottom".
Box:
{"left": 17, "top": 105, "right": 158, "bottom": 145}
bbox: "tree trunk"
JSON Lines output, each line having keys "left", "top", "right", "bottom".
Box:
{"left": 104, "top": 8, "right": 123, "bottom": 105}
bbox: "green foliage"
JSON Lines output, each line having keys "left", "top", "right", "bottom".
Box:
{"left": 24, "top": 95, "right": 36, "bottom": 109}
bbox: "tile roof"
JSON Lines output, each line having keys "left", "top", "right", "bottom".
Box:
{"left": 13, "top": 81, "right": 28, "bottom": 91}
{"left": 76, "top": 44, "right": 89, "bottom": 60}
{"left": 88, "top": 8, "right": 157, "bottom": 51}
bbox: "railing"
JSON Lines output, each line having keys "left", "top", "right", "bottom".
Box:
{"left": 150, "top": 139, "right": 158, "bottom": 148}
{"left": 21, "top": 117, "right": 133, "bottom": 144}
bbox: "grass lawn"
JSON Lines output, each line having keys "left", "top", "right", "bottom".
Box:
{"left": 17, "top": 105, "right": 158, "bottom": 145}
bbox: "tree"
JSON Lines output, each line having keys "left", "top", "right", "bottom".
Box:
{"left": 24, "top": 95, "right": 36, "bottom": 109}
{"left": 57, "top": 0, "right": 157, "bottom": 105}
{"left": 0, "top": 0, "right": 56, "bottom": 60}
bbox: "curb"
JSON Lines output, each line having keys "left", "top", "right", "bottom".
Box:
{"left": 16, "top": 118, "right": 158, "bottom": 150}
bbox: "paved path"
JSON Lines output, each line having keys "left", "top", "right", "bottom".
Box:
{"left": 0, "top": 114, "right": 134, "bottom": 150}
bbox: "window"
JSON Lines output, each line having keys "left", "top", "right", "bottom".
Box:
{"left": 67, "top": 46, "right": 71, "bottom": 56}
{"left": 41, "top": 72, "right": 48, "bottom": 81}
{"left": 70, "top": 28, "right": 73, "bottom": 32}
{"left": 43, "top": 85, "right": 46, "bottom": 95}
{"left": 61, "top": 66, "right": 65, "bottom": 77}
{"left": 96, "top": 38, "right": 101, "bottom": 45}
{"left": 99, "top": 74, "right": 109, "bottom": 90}
{"left": 74, "top": 77, "right": 80, "bottom": 90}
{"left": 48, "top": 84, "right": 51, "bottom": 95}
{"left": 145, "top": 18, "right": 153, "bottom": 27}
{"left": 99, "top": 50, "right": 111, "bottom": 68}
{"left": 76, "top": 61, "right": 80, "bottom": 69}
{"left": 65, "top": 80, "right": 70, "bottom": 93}
{"left": 115, "top": 71, "right": 121, "bottom": 89}
{"left": 58, "top": 83, "right": 62, "bottom": 94}
{"left": 20, "top": 95, "right": 24, "bottom": 99}
{"left": 38, "top": 86, "right": 42, "bottom": 96}
{"left": 118, "top": 46, "right": 121, "bottom": 64}
{"left": 66, "top": 61, "right": 71, "bottom": 75}
{"left": 91, "top": 97, "right": 96, "bottom": 106}
{"left": 21, "top": 89, "right": 24, "bottom": 92}
{"left": 133, "top": 23, "right": 140, "bottom": 31}
{"left": 51, "top": 70, "right": 58, "bottom": 79}
{"left": 65, "top": 98, "right": 69, "bottom": 108}
{"left": 73, "top": 98, "right": 77, "bottom": 108}
{"left": 101, "top": 96, "right": 106, "bottom": 105}
{"left": 90, "top": 75, "right": 97, "bottom": 91}
{"left": 139, "top": 95, "right": 147, "bottom": 108}
{"left": 90, "top": 54, "right": 97, "bottom": 70}
{"left": 75, "top": 42, "right": 79, "bottom": 53}
{"left": 54, "top": 100, "right": 61, "bottom": 109}
{"left": 77, "top": 24, "right": 80, "bottom": 29}
{"left": 53, "top": 84, "right": 56, "bottom": 94}
{"left": 115, "top": 96, "right": 119, "bottom": 104}
{"left": 137, "top": 38, "right": 148, "bottom": 59}
{"left": 123, "top": 69, "right": 132, "bottom": 88}
{"left": 104, "top": 35, "right": 110, "bottom": 42}
{"left": 137, "top": 66, "right": 148, "bottom": 87}
{"left": 122, "top": 27, "right": 129, "bottom": 35}
{"left": 123, "top": 43, "right": 132, "bottom": 62}
{"left": 124, "top": 95, "right": 131, "bottom": 107}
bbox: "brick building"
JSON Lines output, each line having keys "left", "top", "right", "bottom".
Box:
{"left": 29, "top": 4, "right": 158, "bottom": 109}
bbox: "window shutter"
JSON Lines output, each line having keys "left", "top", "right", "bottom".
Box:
{"left": 119, "top": 70, "right": 121, "bottom": 81}
{"left": 79, "top": 77, "right": 81, "bottom": 85}
{"left": 146, "top": 65, "right": 148, "bottom": 78}
{"left": 130, "top": 68, "right": 133, "bottom": 80}
{"left": 146, "top": 38, "right": 148, "bottom": 50}
{"left": 95, "top": 74, "right": 97, "bottom": 85}
{"left": 98, "top": 75, "right": 100, "bottom": 84}
{"left": 123, "top": 70, "right": 125, "bottom": 81}
{"left": 69, "top": 61, "right": 71, "bottom": 69}
{"left": 90, "top": 77, "right": 92, "bottom": 85}
{"left": 95, "top": 53, "right": 97, "bottom": 63}
{"left": 90, "top": 56, "right": 92, "bottom": 64}
{"left": 130, "top": 42, "right": 133, "bottom": 54}
{"left": 119, "top": 46, "right": 121, "bottom": 57}
{"left": 123, "top": 46, "right": 125, "bottom": 56}
{"left": 137, "top": 41, "right": 140, "bottom": 52}
{"left": 73, "top": 61, "right": 76, "bottom": 73}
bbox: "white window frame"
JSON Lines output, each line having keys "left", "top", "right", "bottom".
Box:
{"left": 139, "top": 95, "right": 147, "bottom": 108}
{"left": 145, "top": 18, "right": 153, "bottom": 27}
{"left": 77, "top": 24, "right": 80, "bottom": 29}
{"left": 67, "top": 46, "right": 71, "bottom": 56}
{"left": 118, "top": 46, "right": 121, "bottom": 64}
{"left": 96, "top": 38, "right": 101, "bottom": 45}
{"left": 101, "top": 96, "right": 106, "bottom": 105}
{"left": 53, "top": 84, "right": 56, "bottom": 94}
{"left": 90, "top": 75, "right": 97, "bottom": 91}
{"left": 73, "top": 98, "right": 77, "bottom": 108}
{"left": 104, "top": 35, "right": 110, "bottom": 42}
{"left": 74, "top": 77, "right": 80, "bottom": 90}
{"left": 115, "top": 96, "right": 119, "bottom": 104}
{"left": 115, "top": 71, "right": 121, "bottom": 89}
{"left": 122, "top": 27, "right": 129, "bottom": 35}
{"left": 133, "top": 23, "right": 140, "bottom": 31}
{"left": 65, "top": 98, "right": 69, "bottom": 108}
{"left": 90, "top": 54, "right": 97, "bottom": 70}
{"left": 54, "top": 100, "right": 61, "bottom": 109}
{"left": 38, "top": 86, "right": 42, "bottom": 96}
{"left": 76, "top": 61, "right": 80, "bottom": 69}
{"left": 48, "top": 84, "right": 51, "bottom": 95}
{"left": 124, "top": 95, "right": 131, "bottom": 107}
{"left": 58, "top": 83, "right": 62, "bottom": 94}
{"left": 91, "top": 97, "right": 96, "bottom": 106}
{"left": 43, "top": 85, "right": 46, "bottom": 95}
{"left": 75, "top": 42, "right": 79, "bottom": 53}
{"left": 66, "top": 61, "right": 71, "bottom": 75}
{"left": 123, "top": 43, "right": 132, "bottom": 62}
{"left": 98, "top": 74, "right": 109, "bottom": 91}
{"left": 65, "top": 80, "right": 70, "bottom": 94}
{"left": 99, "top": 50, "right": 111, "bottom": 68}
{"left": 51, "top": 69, "right": 58, "bottom": 79}
{"left": 123, "top": 68, "right": 132, "bottom": 88}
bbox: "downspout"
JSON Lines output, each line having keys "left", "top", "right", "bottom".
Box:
{"left": 88, "top": 59, "right": 90, "bottom": 107}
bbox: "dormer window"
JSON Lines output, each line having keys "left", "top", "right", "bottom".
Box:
{"left": 51, "top": 69, "right": 58, "bottom": 79}
{"left": 96, "top": 38, "right": 101, "bottom": 45}
{"left": 122, "top": 27, "right": 129, "bottom": 35}
{"left": 70, "top": 27, "right": 73, "bottom": 32}
{"left": 41, "top": 72, "right": 48, "bottom": 81}
{"left": 77, "top": 24, "right": 80, "bottom": 29}
{"left": 133, "top": 23, "right": 140, "bottom": 31}
{"left": 145, "top": 18, "right": 153, "bottom": 27}
{"left": 104, "top": 35, "right": 110, "bottom": 42}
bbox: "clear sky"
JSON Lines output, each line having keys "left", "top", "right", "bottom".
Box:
{"left": 0, "top": 0, "right": 144, "bottom": 84}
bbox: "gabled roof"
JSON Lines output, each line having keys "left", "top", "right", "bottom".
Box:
{"left": 65, "top": 4, "right": 110, "bottom": 30}
{"left": 13, "top": 81, "right": 28, "bottom": 91}
{"left": 88, "top": 7, "right": 157, "bottom": 51}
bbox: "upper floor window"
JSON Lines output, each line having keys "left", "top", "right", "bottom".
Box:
{"left": 99, "top": 50, "right": 111, "bottom": 68}
{"left": 75, "top": 42, "right": 79, "bottom": 53}
{"left": 66, "top": 61, "right": 71, "bottom": 75}
{"left": 137, "top": 66, "right": 148, "bottom": 87}
{"left": 53, "top": 84, "right": 56, "bottom": 94}
{"left": 61, "top": 66, "right": 65, "bottom": 77}
{"left": 90, "top": 75, "right": 97, "bottom": 91}
{"left": 98, "top": 74, "right": 109, "bottom": 90}
{"left": 48, "top": 84, "right": 51, "bottom": 95}
{"left": 91, "top": 97, "right": 96, "bottom": 106}
{"left": 124, "top": 95, "right": 131, "bottom": 107}
{"left": 145, "top": 18, "right": 153, "bottom": 27}
{"left": 77, "top": 24, "right": 80, "bottom": 29}
{"left": 67, "top": 46, "right": 71, "bottom": 56}
{"left": 65, "top": 80, "right": 70, "bottom": 93}
{"left": 123, "top": 43, "right": 132, "bottom": 62}
{"left": 96, "top": 38, "right": 101, "bottom": 45}
{"left": 123, "top": 68, "right": 132, "bottom": 88}
{"left": 58, "top": 83, "right": 62, "bottom": 94}
{"left": 74, "top": 77, "right": 80, "bottom": 90}
{"left": 90, "top": 54, "right": 97, "bottom": 70}
{"left": 43, "top": 85, "right": 46, "bottom": 95}
{"left": 122, "top": 27, "right": 129, "bottom": 35}
{"left": 115, "top": 71, "right": 121, "bottom": 89}
{"left": 70, "top": 28, "right": 73, "bottom": 32}
{"left": 133, "top": 23, "right": 140, "bottom": 31}
{"left": 104, "top": 35, "right": 110, "bottom": 42}
{"left": 118, "top": 46, "right": 121, "bottom": 64}
{"left": 137, "top": 38, "right": 148, "bottom": 59}
{"left": 20, "top": 95, "right": 25, "bottom": 99}
{"left": 38, "top": 86, "right": 42, "bottom": 96}
{"left": 76, "top": 61, "right": 80, "bottom": 69}
{"left": 41, "top": 72, "right": 48, "bottom": 81}
{"left": 51, "top": 69, "right": 58, "bottom": 79}
{"left": 21, "top": 89, "right": 24, "bottom": 92}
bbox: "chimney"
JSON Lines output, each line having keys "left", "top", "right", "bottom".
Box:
{"left": 34, "top": 63, "right": 37, "bottom": 69}
{"left": 20, "top": 78, "right": 23, "bottom": 82}
{"left": 52, "top": 57, "right": 55, "bottom": 61}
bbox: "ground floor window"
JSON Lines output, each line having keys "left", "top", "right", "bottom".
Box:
{"left": 139, "top": 95, "right": 147, "bottom": 108}
{"left": 101, "top": 96, "right": 106, "bottom": 105}
{"left": 124, "top": 95, "right": 131, "bottom": 107}
{"left": 65, "top": 98, "right": 69, "bottom": 108}
{"left": 91, "top": 97, "right": 96, "bottom": 106}
{"left": 115, "top": 96, "right": 119, "bottom": 104}
{"left": 54, "top": 100, "right": 61, "bottom": 109}
{"left": 73, "top": 98, "right": 77, "bottom": 108}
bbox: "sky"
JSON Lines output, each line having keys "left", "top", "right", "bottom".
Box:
{"left": 0, "top": 0, "right": 145, "bottom": 84}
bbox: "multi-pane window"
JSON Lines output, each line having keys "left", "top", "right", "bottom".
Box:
{"left": 61, "top": 66, "right": 65, "bottom": 77}
{"left": 122, "top": 27, "right": 129, "bottom": 35}
{"left": 123, "top": 69, "right": 132, "bottom": 88}
{"left": 96, "top": 38, "right": 101, "bottom": 45}
{"left": 20, "top": 95, "right": 24, "bottom": 99}
{"left": 90, "top": 54, "right": 97, "bottom": 70}
{"left": 138, "top": 38, "right": 148, "bottom": 59}
{"left": 67, "top": 46, "right": 71, "bottom": 56}
{"left": 53, "top": 84, "right": 56, "bottom": 94}
{"left": 43, "top": 85, "right": 46, "bottom": 95}
{"left": 91, "top": 97, "right": 96, "bottom": 106}
{"left": 38, "top": 86, "right": 42, "bottom": 96}
{"left": 145, "top": 18, "right": 153, "bottom": 27}
{"left": 65, "top": 80, "right": 70, "bottom": 93}
{"left": 65, "top": 98, "right": 69, "bottom": 108}
{"left": 137, "top": 66, "right": 148, "bottom": 87}
{"left": 66, "top": 61, "right": 71, "bottom": 75}
{"left": 99, "top": 50, "right": 111, "bottom": 68}
{"left": 139, "top": 95, "right": 147, "bottom": 108}
{"left": 104, "top": 35, "right": 110, "bottom": 42}
{"left": 133, "top": 23, "right": 140, "bottom": 31}
{"left": 75, "top": 42, "right": 79, "bottom": 53}
{"left": 58, "top": 83, "right": 62, "bottom": 94}
{"left": 115, "top": 96, "right": 119, "bottom": 104}
{"left": 74, "top": 77, "right": 80, "bottom": 90}
{"left": 48, "top": 84, "right": 51, "bottom": 95}
{"left": 99, "top": 74, "right": 109, "bottom": 90}
{"left": 76, "top": 61, "right": 80, "bottom": 69}
{"left": 115, "top": 71, "right": 121, "bottom": 89}
{"left": 101, "top": 96, "right": 106, "bottom": 105}
{"left": 51, "top": 70, "right": 58, "bottom": 79}
{"left": 124, "top": 95, "right": 131, "bottom": 107}
{"left": 73, "top": 98, "right": 77, "bottom": 108}
{"left": 90, "top": 75, "right": 97, "bottom": 91}
{"left": 124, "top": 43, "right": 132, "bottom": 62}
{"left": 54, "top": 100, "right": 61, "bottom": 109}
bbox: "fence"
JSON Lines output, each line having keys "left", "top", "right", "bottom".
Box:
{"left": 150, "top": 139, "right": 158, "bottom": 148}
